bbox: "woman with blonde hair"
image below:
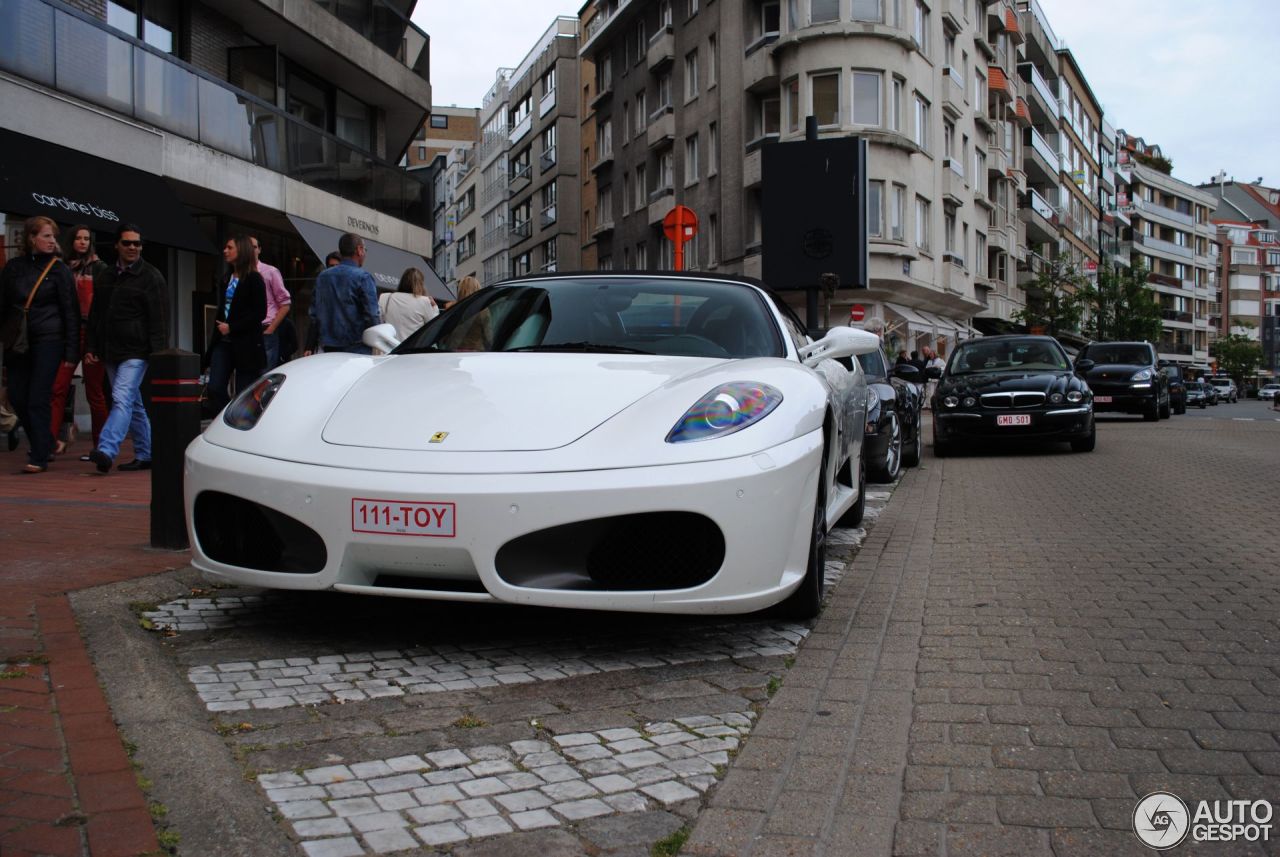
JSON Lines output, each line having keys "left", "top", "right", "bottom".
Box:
{"left": 443, "top": 274, "right": 481, "bottom": 311}
{"left": 378, "top": 267, "right": 438, "bottom": 342}
{"left": 0, "top": 216, "right": 78, "bottom": 472}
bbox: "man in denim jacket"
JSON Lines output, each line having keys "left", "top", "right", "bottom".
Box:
{"left": 309, "top": 232, "right": 379, "bottom": 354}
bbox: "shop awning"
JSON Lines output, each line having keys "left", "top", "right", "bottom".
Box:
{"left": 883, "top": 302, "right": 933, "bottom": 335}
{"left": 287, "top": 214, "right": 454, "bottom": 302}
{"left": 917, "top": 311, "right": 960, "bottom": 337}
{"left": 0, "top": 128, "right": 213, "bottom": 254}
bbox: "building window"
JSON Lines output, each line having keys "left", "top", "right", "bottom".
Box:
{"left": 429, "top": 114, "right": 449, "bottom": 129}
{"left": 890, "top": 76, "right": 904, "bottom": 132}
{"left": 852, "top": 0, "right": 882, "bottom": 22}
{"left": 975, "top": 231, "right": 987, "bottom": 276}
{"left": 659, "top": 150, "right": 674, "bottom": 190}
{"left": 685, "top": 134, "right": 699, "bottom": 185}
{"left": 541, "top": 182, "right": 557, "bottom": 222}
{"left": 944, "top": 208, "right": 956, "bottom": 254}
{"left": 599, "top": 255, "right": 613, "bottom": 271}
{"left": 943, "top": 120, "right": 955, "bottom": 159}
{"left": 658, "top": 73, "right": 672, "bottom": 109}
{"left": 1232, "top": 248, "right": 1257, "bottom": 265}
{"left": 635, "top": 164, "right": 647, "bottom": 209}
{"left": 868, "top": 180, "right": 885, "bottom": 238}
{"left": 708, "top": 122, "right": 718, "bottom": 175}
{"left": 542, "top": 239, "right": 557, "bottom": 271}
{"left": 108, "top": 0, "right": 175, "bottom": 52}
{"left": 634, "top": 21, "right": 646, "bottom": 63}
{"left": 660, "top": 0, "right": 672, "bottom": 27}
{"left": 761, "top": 97, "right": 781, "bottom": 137}
{"left": 417, "top": 145, "right": 426, "bottom": 160}
{"left": 597, "top": 119, "right": 613, "bottom": 161}
{"left": 623, "top": 170, "right": 634, "bottom": 213}
{"left": 811, "top": 0, "right": 838, "bottom": 23}
{"left": 598, "top": 185, "right": 614, "bottom": 226}
{"left": 811, "top": 72, "right": 839, "bottom": 126}
{"left": 914, "top": 0, "right": 929, "bottom": 52}
{"left": 974, "top": 69, "right": 986, "bottom": 107}
{"left": 637, "top": 242, "right": 648, "bottom": 268}
{"left": 913, "top": 94, "right": 930, "bottom": 151}
{"left": 512, "top": 251, "right": 531, "bottom": 277}
{"left": 635, "top": 93, "right": 648, "bottom": 134}
{"left": 685, "top": 50, "right": 699, "bottom": 101}
{"left": 597, "top": 52, "right": 612, "bottom": 93}
{"left": 708, "top": 35, "right": 717, "bottom": 87}
{"left": 708, "top": 213, "right": 719, "bottom": 266}
{"left": 852, "top": 71, "right": 881, "bottom": 126}
{"left": 974, "top": 147, "right": 985, "bottom": 182}
{"left": 786, "top": 78, "right": 800, "bottom": 132}
{"left": 688, "top": 0, "right": 698, "bottom": 17}
{"left": 892, "top": 184, "right": 906, "bottom": 241}
{"left": 623, "top": 99, "right": 633, "bottom": 140}
{"left": 915, "top": 195, "right": 931, "bottom": 252}
{"left": 541, "top": 67, "right": 556, "bottom": 97}
{"left": 1267, "top": 250, "right": 1280, "bottom": 266}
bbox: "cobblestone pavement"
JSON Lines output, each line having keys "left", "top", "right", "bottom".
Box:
{"left": 684, "top": 412, "right": 1280, "bottom": 856}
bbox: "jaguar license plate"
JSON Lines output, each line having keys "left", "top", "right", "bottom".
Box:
{"left": 1093, "top": 396, "right": 1112, "bottom": 403}
{"left": 352, "top": 498, "right": 456, "bottom": 537}
{"left": 996, "top": 414, "right": 1031, "bottom": 426}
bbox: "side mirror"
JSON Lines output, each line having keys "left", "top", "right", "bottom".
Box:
{"left": 893, "top": 364, "right": 921, "bottom": 381}
{"left": 1074, "top": 359, "right": 1095, "bottom": 374}
{"left": 362, "top": 323, "right": 401, "bottom": 353}
{"left": 923, "top": 366, "right": 942, "bottom": 380}
{"left": 1157, "top": 359, "right": 1170, "bottom": 368}
{"left": 799, "top": 326, "right": 880, "bottom": 368}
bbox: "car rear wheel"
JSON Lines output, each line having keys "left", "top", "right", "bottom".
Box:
{"left": 901, "top": 412, "right": 922, "bottom": 468}
{"left": 775, "top": 472, "right": 827, "bottom": 620}
{"left": 869, "top": 412, "right": 902, "bottom": 482}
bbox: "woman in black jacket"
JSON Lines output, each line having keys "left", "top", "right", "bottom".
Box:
{"left": 204, "top": 235, "right": 267, "bottom": 414}
{"left": 0, "top": 217, "right": 78, "bottom": 472}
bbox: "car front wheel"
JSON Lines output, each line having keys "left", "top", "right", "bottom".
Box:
{"left": 901, "top": 412, "right": 922, "bottom": 468}
{"left": 775, "top": 473, "right": 827, "bottom": 620}
{"left": 869, "top": 412, "right": 902, "bottom": 482}
{"left": 1070, "top": 420, "right": 1096, "bottom": 452}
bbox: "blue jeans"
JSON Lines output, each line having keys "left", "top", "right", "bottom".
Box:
{"left": 263, "top": 332, "right": 279, "bottom": 370}
{"left": 7, "top": 339, "right": 63, "bottom": 467}
{"left": 99, "top": 358, "right": 151, "bottom": 461}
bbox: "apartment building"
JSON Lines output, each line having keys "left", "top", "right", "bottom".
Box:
{"left": 580, "top": 1, "right": 600, "bottom": 271}
{"left": 1116, "top": 132, "right": 1217, "bottom": 366}
{"left": 506, "top": 17, "right": 583, "bottom": 278}
{"left": 406, "top": 105, "right": 480, "bottom": 169}
{"left": 577, "top": 0, "right": 1021, "bottom": 353}
{"left": 0, "top": 0, "right": 437, "bottom": 348}
{"left": 1212, "top": 221, "right": 1280, "bottom": 371}
{"left": 450, "top": 146, "right": 482, "bottom": 286}
{"left": 477, "top": 69, "right": 514, "bottom": 284}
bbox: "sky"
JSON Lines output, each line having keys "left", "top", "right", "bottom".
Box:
{"left": 414, "top": 0, "right": 1280, "bottom": 189}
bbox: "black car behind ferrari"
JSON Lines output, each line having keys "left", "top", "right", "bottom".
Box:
{"left": 1074, "top": 340, "right": 1170, "bottom": 421}
{"left": 857, "top": 346, "right": 925, "bottom": 482}
{"left": 929, "top": 335, "right": 1095, "bottom": 454}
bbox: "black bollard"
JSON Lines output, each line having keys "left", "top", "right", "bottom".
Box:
{"left": 149, "top": 349, "right": 202, "bottom": 549}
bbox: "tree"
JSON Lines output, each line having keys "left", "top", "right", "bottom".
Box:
{"left": 1211, "top": 334, "right": 1263, "bottom": 386}
{"left": 1079, "top": 264, "right": 1162, "bottom": 342}
{"left": 1014, "top": 259, "right": 1084, "bottom": 338}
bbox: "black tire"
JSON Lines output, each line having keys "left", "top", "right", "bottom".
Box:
{"left": 869, "top": 412, "right": 902, "bottom": 482}
{"left": 775, "top": 474, "right": 827, "bottom": 620}
{"left": 1200, "top": 401, "right": 1207, "bottom": 409}
{"left": 1159, "top": 397, "right": 1171, "bottom": 419}
{"left": 836, "top": 453, "right": 866, "bottom": 528}
{"left": 1070, "top": 421, "right": 1096, "bottom": 452}
{"left": 1174, "top": 399, "right": 1186, "bottom": 415}
{"left": 901, "top": 412, "right": 923, "bottom": 468}
{"left": 1144, "top": 399, "right": 1159, "bottom": 422}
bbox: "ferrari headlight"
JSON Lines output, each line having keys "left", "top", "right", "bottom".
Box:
{"left": 1131, "top": 369, "right": 1153, "bottom": 382}
{"left": 224, "top": 374, "right": 285, "bottom": 431}
{"left": 1066, "top": 390, "right": 1084, "bottom": 403}
{"left": 666, "top": 382, "right": 783, "bottom": 443}
{"left": 1049, "top": 392, "right": 1065, "bottom": 404}
{"left": 943, "top": 396, "right": 959, "bottom": 408}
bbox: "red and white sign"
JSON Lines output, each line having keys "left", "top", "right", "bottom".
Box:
{"left": 1086, "top": 260, "right": 1098, "bottom": 272}
{"left": 849, "top": 304, "right": 866, "bottom": 322}
{"left": 352, "top": 498, "right": 456, "bottom": 538}
{"left": 996, "top": 414, "right": 1032, "bottom": 426}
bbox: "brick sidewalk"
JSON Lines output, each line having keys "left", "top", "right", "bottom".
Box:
{"left": 1, "top": 437, "right": 185, "bottom": 857}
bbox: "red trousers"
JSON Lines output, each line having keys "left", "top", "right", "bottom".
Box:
{"left": 50, "top": 331, "right": 108, "bottom": 448}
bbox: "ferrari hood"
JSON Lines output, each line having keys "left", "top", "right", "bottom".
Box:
{"left": 320, "top": 353, "right": 719, "bottom": 452}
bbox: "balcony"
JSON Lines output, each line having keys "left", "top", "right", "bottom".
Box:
{"left": 1020, "top": 188, "right": 1058, "bottom": 244}
{"left": 1142, "top": 199, "right": 1195, "bottom": 228}
{"left": 648, "top": 187, "right": 674, "bottom": 224}
{"left": 1013, "top": 97, "right": 1031, "bottom": 127}
{"left": 581, "top": 0, "right": 638, "bottom": 53}
{"left": 647, "top": 26, "right": 675, "bottom": 70}
{"left": 1003, "top": 6, "right": 1023, "bottom": 43}
{"left": 1157, "top": 341, "right": 1194, "bottom": 356}
{"left": 593, "top": 146, "right": 615, "bottom": 171}
{"left": 538, "top": 88, "right": 556, "bottom": 118}
{"left": 942, "top": 66, "right": 965, "bottom": 117}
{"left": 509, "top": 220, "right": 532, "bottom": 241}
{"left": 646, "top": 108, "right": 675, "bottom": 149}
{"left": 539, "top": 147, "right": 557, "bottom": 171}
{"left": 743, "top": 38, "right": 779, "bottom": 93}
{"left": 942, "top": 158, "right": 965, "bottom": 205}
{"left": 743, "top": 148, "right": 762, "bottom": 189}
{"left": 1023, "top": 126, "right": 1058, "bottom": 185}
{"left": 1161, "top": 309, "right": 1194, "bottom": 324}
{"left": 988, "top": 66, "right": 1013, "bottom": 103}
{"left": 1144, "top": 236, "right": 1194, "bottom": 261}
{"left": 508, "top": 163, "right": 532, "bottom": 195}
{"left": 540, "top": 205, "right": 557, "bottom": 228}
{"left": 1017, "top": 62, "right": 1056, "bottom": 122}
{"left": 0, "top": 0, "right": 430, "bottom": 226}
{"left": 592, "top": 217, "right": 614, "bottom": 237}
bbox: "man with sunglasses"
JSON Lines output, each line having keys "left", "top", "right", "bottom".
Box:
{"left": 84, "top": 223, "right": 169, "bottom": 473}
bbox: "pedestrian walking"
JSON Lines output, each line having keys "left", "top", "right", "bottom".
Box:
{"left": 925, "top": 346, "right": 946, "bottom": 408}
{"left": 204, "top": 235, "right": 267, "bottom": 414}
{"left": 51, "top": 225, "right": 109, "bottom": 458}
{"left": 251, "top": 235, "right": 291, "bottom": 370}
{"left": 378, "top": 267, "right": 438, "bottom": 343}
{"left": 0, "top": 216, "right": 78, "bottom": 472}
{"left": 309, "top": 232, "right": 378, "bottom": 354}
{"left": 85, "top": 223, "right": 169, "bottom": 474}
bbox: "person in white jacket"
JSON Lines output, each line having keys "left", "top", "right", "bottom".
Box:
{"left": 378, "top": 268, "right": 439, "bottom": 344}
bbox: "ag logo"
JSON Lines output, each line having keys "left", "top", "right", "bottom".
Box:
{"left": 429, "top": 432, "right": 449, "bottom": 443}
{"left": 1134, "top": 792, "right": 1190, "bottom": 849}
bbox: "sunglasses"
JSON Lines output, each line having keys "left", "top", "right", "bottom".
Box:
{"left": 119, "top": 240, "right": 143, "bottom": 247}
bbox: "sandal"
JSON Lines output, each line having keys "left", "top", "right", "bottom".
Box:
{"left": 22, "top": 463, "right": 47, "bottom": 473}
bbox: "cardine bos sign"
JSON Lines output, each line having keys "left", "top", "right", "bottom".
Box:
{"left": 762, "top": 136, "right": 869, "bottom": 291}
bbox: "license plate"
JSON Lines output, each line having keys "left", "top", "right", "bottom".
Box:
{"left": 352, "top": 498, "right": 456, "bottom": 538}
{"left": 996, "top": 414, "right": 1031, "bottom": 426}
{"left": 1093, "top": 396, "right": 1112, "bottom": 403}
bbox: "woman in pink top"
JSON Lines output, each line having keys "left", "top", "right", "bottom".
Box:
{"left": 50, "top": 225, "right": 109, "bottom": 456}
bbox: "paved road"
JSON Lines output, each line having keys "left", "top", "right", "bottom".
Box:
{"left": 28, "top": 398, "right": 1280, "bottom": 856}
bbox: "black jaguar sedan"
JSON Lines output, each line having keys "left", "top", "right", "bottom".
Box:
{"left": 929, "top": 335, "right": 1095, "bottom": 455}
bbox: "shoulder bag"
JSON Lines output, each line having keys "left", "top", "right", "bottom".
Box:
{"left": 5, "top": 257, "right": 58, "bottom": 355}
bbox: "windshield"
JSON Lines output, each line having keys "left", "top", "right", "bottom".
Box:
{"left": 1079, "top": 344, "right": 1152, "bottom": 365}
{"left": 947, "top": 338, "right": 1070, "bottom": 375}
{"left": 857, "top": 348, "right": 888, "bottom": 379}
{"left": 394, "top": 277, "right": 785, "bottom": 359}
{"left": 1208, "top": 378, "right": 1232, "bottom": 387}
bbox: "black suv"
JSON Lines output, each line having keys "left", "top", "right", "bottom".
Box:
{"left": 1161, "top": 364, "right": 1187, "bottom": 415}
{"left": 1075, "top": 341, "right": 1170, "bottom": 421}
